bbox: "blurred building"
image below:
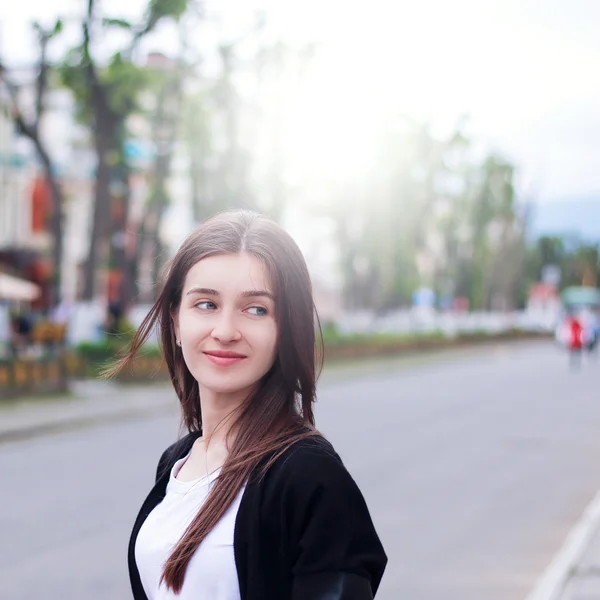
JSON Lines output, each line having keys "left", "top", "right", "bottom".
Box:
{"left": 526, "top": 282, "right": 561, "bottom": 329}
{"left": 0, "top": 92, "right": 30, "bottom": 247}
{"left": 0, "top": 88, "right": 49, "bottom": 306}
{"left": 1, "top": 73, "right": 98, "bottom": 309}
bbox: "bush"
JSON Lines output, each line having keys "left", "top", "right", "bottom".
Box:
{"left": 70, "top": 326, "right": 550, "bottom": 379}
{"left": 321, "top": 325, "right": 446, "bottom": 348}
{"left": 74, "top": 338, "right": 163, "bottom": 378}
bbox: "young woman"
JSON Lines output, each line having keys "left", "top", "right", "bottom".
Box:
{"left": 111, "top": 210, "right": 387, "bottom": 599}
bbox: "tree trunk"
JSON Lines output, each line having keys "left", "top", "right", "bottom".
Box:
{"left": 137, "top": 76, "right": 183, "bottom": 301}
{"left": 109, "top": 146, "right": 133, "bottom": 309}
{"left": 82, "top": 119, "right": 118, "bottom": 300}
{"left": 45, "top": 164, "right": 64, "bottom": 309}
{"left": 142, "top": 143, "right": 172, "bottom": 300}
{"left": 20, "top": 134, "right": 64, "bottom": 309}
{"left": 189, "top": 156, "right": 206, "bottom": 224}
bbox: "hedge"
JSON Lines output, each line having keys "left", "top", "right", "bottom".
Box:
{"left": 68, "top": 327, "right": 551, "bottom": 382}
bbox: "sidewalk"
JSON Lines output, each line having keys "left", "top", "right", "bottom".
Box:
{"left": 0, "top": 380, "right": 177, "bottom": 443}
{"left": 559, "top": 525, "right": 600, "bottom": 599}
{"left": 525, "top": 489, "right": 600, "bottom": 600}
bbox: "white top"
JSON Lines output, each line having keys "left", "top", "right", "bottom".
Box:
{"left": 135, "top": 453, "right": 243, "bottom": 600}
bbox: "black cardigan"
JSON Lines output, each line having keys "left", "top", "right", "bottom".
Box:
{"left": 128, "top": 432, "right": 388, "bottom": 600}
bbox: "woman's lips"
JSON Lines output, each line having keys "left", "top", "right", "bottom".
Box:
{"left": 203, "top": 352, "right": 246, "bottom": 367}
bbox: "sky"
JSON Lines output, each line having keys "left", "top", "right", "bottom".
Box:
{"left": 1, "top": 0, "right": 599, "bottom": 203}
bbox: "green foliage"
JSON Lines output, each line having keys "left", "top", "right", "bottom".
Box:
{"left": 59, "top": 47, "right": 91, "bottom": 121}
{"left": 183, "top": 93, "right": 212, "bottom": 148}
{"left": 70, "top": 321, "right": 546, "bottom": 380}
{"left": 75, "top": 336, "right": 162, "bottom": 377}
{"left": 33, "top": 18, "right": 63, "bottom": 39}
{"left": 60, "top": 52, "right": 152, "bottom": 123}
{"left": 148, "top": 0, "right": 188, "bottom": 23}
{"left": 320, "top": 322, "right": 446, "bottom": 348}
{"left": 76, "top": 339, "right": 125, "bottom": 363}
{"left": 326, "top": 115, "right": 525, "bottom": 312}
{"left": 102, "top": 18, "right": 133, "bottom": 30}
{"left": 102, "top": 54, "right": 152, "bottom": 115}
{"left": 52, "top": 19, "right": 64, "bottom": 37}
{"left": 110, "top": 318, "right": 137, "bottom": 340}
{"left": 525, "top": 235, "right": 600, "bottom": 290}
{"left": 60, "top": 0, "right": 189, "bottom": 126}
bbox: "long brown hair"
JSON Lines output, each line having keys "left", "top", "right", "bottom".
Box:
{"left": 108, "top": 209, "right": 323, "bottom": 592}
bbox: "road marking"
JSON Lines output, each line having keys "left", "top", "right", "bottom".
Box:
{"left": 524, "top": 487, "right": 600, "bottom": 600}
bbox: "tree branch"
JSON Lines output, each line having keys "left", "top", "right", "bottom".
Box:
{"left": 0, "top": 63, "right": 36, "bottom": 140}
{"left": 0, "top": 61, "right": 19, "bottom": 102}
{"left": 82, "top": 0, "right": 117, "bottom": 128}
{"left": 83, "top": 0, "right": 100, "bottom": 89}
{"left": 33, "top": 27, "right": 50, "bottom": 136}
{"left": 127, "top": 0, "right": 189, "bottom": 58}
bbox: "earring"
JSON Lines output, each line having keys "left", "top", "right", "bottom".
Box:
{"left": 176, "top": 339, "right": 182, "bottom": 347}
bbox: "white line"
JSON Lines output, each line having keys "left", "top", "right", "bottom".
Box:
{"left": 525, "top": 487, "right": 600, "bottom": 600}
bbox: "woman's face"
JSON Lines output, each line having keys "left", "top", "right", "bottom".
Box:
{"left": 174, "top": 252, "right": 278, "bottom": 397}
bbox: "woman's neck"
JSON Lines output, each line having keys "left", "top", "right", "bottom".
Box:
{"left": 199, "top": 388, "right": 248, "bottom": 444}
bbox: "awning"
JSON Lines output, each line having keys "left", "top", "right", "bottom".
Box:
{"left": 0, "top": 272, "right": 41, "bottom": 301}
{"left": 561, "top": 286, "right": 600, "bottom": 307}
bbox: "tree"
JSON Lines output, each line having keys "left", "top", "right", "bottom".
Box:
{"left": 524, "top": 236, "right": 600, "bottom": 293}
{"left": 323, "top": 114, "right": 529, "bottom": 312}
{"left": 184, "top": 91, "right": 214, "bottom": 224}
{"left": 573, "top": 244, "right": 599, "bottom": 287}
{"left": 461, "top": 154, "right": 521, "bottom": 309}
{"left": 0, "top": 20, "right": 65, "bottom": 309}
{"left": 60, "top": 0, "right": 188, "bottom": 310}
{"left": 137, "top": 54, "right": 187, "bottom": 302}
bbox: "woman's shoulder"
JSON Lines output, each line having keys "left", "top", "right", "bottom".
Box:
{"left": 258, "top": 432, "right": 387, "bottom": 591}
{"left": 264, "top": 433, "right": 357, "bottom": 492}
{"left": 279, "top": 433, "right": 340, "bottom": 464}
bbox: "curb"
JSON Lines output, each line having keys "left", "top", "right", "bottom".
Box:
{"left": 524, "top": 488, "right": 600, "bottom": 600}
{"left": 0, "top": 401, "right": 176, "bottom": 445}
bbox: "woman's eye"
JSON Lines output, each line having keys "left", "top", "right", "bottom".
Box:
{"left": 196, "top": 301, "right": 217, "bottom": 310}
{"left": 247, "top": 306, "right": 268, "bottom": 316}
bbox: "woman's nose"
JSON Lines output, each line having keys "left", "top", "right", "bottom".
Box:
{"left": 210, "top": 312, "right": 242, "bottom": 343}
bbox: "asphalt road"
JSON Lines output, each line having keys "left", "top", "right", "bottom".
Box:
{"left": 2, "top": 341, "right": 600, "bottom": 600}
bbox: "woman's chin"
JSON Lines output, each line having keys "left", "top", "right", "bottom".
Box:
{"left": 196, "top": 378, "right": 253, "bottom": 397}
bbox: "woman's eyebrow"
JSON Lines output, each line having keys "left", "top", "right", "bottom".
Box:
{"left": 185, "top": 287, "right": 274, "bottom": 301}
{"left": 186, "top": 287, "right": 219, "bottom": 296}
{"left": 240, "top": 289, "right": 275, "bottom": 301}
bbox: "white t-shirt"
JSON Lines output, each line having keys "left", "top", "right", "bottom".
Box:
{"left": 135, "top": 453, "right": 243, "bottom": 600}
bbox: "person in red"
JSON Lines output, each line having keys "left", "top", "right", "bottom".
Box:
{"left": 564, "top": 311, "right": 584, "bottom": 366}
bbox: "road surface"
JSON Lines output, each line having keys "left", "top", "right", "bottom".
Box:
{"left": 2, "top": 342, "right": 599, "bottom": 599}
